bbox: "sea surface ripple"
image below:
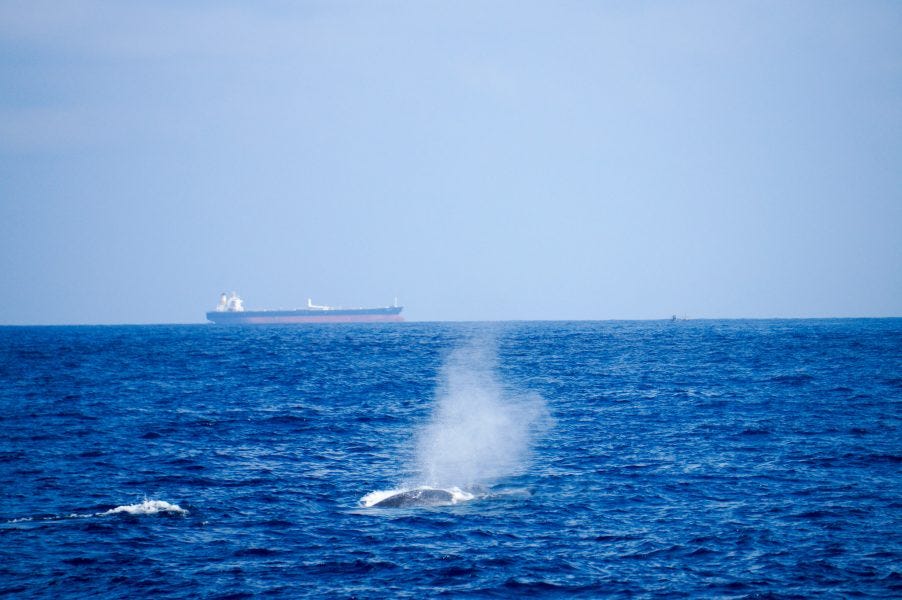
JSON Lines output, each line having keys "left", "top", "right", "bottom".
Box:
{"left": 0, "top": 320, "right": 900, "bottom": 597}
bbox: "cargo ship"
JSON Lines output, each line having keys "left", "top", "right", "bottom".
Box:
{"left": 206, "top": 292, "right": 404, "bottom": 324}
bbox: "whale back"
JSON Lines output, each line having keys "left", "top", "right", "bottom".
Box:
{"left": 372, "top": 488, "right": 455, "bottom": 508}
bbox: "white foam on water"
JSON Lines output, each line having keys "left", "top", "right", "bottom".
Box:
{"left": 359, "top": 488, "right": 408, "bottom": 508}
{"left": 447, "top": 486, "right": 475, "bottom": 504}
{"left": 101, "top": 500, "right": 187, "bottom": 516}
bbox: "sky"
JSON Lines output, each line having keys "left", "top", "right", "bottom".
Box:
{"left": 1, "top": 1, "right": 900, "bottom": 324}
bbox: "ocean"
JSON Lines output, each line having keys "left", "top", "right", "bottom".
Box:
{"left": 1, "top": 320, "right": 900, "bottom": 598}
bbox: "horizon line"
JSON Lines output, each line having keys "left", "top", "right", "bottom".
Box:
{"left": 2, "top": 315, "right": 901, "bottom": 327}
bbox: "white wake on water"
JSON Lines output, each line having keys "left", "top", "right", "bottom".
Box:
{"left": 361, "top": 337, "right": 551, "bottom": 507}
{"left": 4, "top": 499, "right": 187, "bottom": 524}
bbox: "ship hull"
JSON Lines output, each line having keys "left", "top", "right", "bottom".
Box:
{"left": 206, "top": 307, "right": 403, "bottom": 325}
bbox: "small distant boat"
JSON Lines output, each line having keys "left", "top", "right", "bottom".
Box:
{"left": 206, "top": 292, "right": 404, "bottom": 324}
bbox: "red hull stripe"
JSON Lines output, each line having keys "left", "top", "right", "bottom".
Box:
{"left": 224, "top": 315, "right": 405, "bottom": 324}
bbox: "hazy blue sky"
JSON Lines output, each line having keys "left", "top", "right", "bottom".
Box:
{"left": 1, "top": 1, "right": 900, "bottom": 324}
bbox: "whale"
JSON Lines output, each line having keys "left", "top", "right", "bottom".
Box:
{"left": 370, "top": 488, "right": 456, "bottom": 508}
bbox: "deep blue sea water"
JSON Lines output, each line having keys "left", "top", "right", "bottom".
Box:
{"left": 1, "top": 320, "right": 900, "bottom": 598}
